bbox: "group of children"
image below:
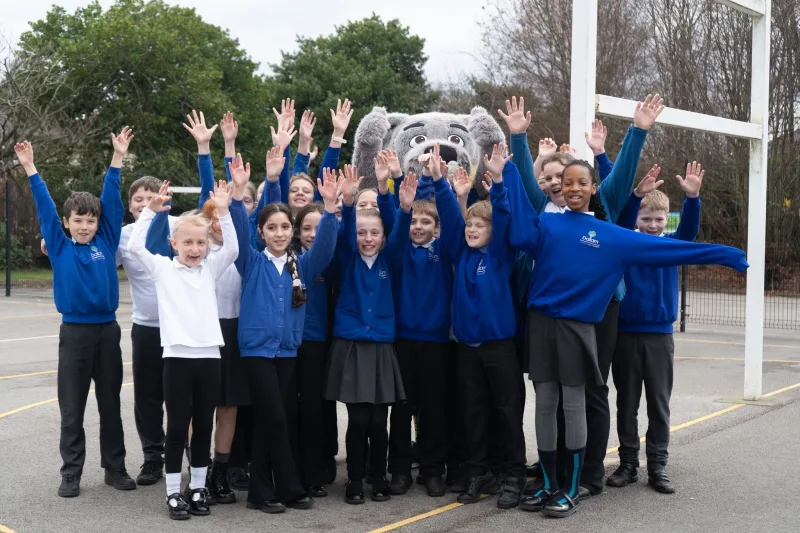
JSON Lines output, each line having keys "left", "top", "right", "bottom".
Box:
{"left": 15, "top": 91, "right": 748, "bottom": 521}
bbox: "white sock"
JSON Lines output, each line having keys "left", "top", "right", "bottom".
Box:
{"left": 190, "top": 466, "right": 207, "bottom": 490}
{"left": 166, "top": 473, "right": 182, "bottom": 497}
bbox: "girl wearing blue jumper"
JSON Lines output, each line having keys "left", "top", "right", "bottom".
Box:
{"left": 325, "top": 166, "right": 418, "bottom": 505}
{"left": 228, "top": 153, "right": 340, "bottom": 514}
{"left": 501, "top": 94, "right": 665, "bottom": 495}
{"left": 502, "top": 158, "right": 747, "bottom": 518}
{"left": 128, "top": 180, "right": 238, "bottom": 520}
{"left": 430, "top": 144, "right": 527, "bottom": 510}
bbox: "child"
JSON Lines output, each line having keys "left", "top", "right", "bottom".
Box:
{"left": 429, "top": 144, "right": 527, "bottom": 510}
{"left": 228, "top": 152, "right": 340, "bottom": 514}
{"left": 325, "top": 166, "right": 417, "bottom": 505}
{"left": 500, "top": 156, "right": 746, "bottom": 518}
{"left": 17, "top": 134, "right": 135, "bottom": 498}
{"left": 383, "top": 150, "right": 455, "bottom": 498}
{"left": 606, "top": 162, "right": 704, "bottom": 494}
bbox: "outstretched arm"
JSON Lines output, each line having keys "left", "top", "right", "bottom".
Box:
{"left": 16, "top": 142, "right": 67, "bottom": 257}
{"left": 300, "top": 175, "right": 340, "bottom": 280}
{"left": 621, "top": 230, "right": 747, "bottom": 272}
{"left": 183, "top": 109, "right": 219, "bottom": 208}
{"left": 99, "top": 128, "right": 131, "bottom": 250}
{"left": 229, "top": 154, "right": 256, "bottom": 278}
{"left": 128, "top": 203, "right": 170, "bottom": 279}
{"left": 145, "top": 182, "right": 175, "bottom": 258}
{"left": 204, "top": 181, "right": 239, "bottom": 280}
{"left": 671, "top": 161, "right": 704, "bottom": 242}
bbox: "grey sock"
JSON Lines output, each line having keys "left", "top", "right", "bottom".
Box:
{"left": 215, "top": 452, "right": 230, "bottom": 464}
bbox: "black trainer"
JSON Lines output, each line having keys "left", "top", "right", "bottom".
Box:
{"left": 496, "top": 476, "right": 525, "bottom": 509}
{"left": 456, "top": 472, "right": 499, "bottom": 504}
{"left": 648, "top": 466, "right": 676, "bottom": 494}
{"left": 166, "top": 492, "right": 191, "bottom": 520}
{"left": 136, "top": 461, "right": 163, "bottom": 486}
{"left": 184, "top": 486, "right": 211, "bottom": 516}
{"left": 308, "top": 485, "right": 328, "bottom": 498}
{"left": 208, "top": 461, "right": 236, "bottom": 504}
{"left": 105, "top": 469, "right": 136, "bottom": 491}
{"left": 389, "top": 472, "right": 412, "bottom": 495}
{"left": 426, "top": 475, "right": 446, "bottom": 497}
{"left": 227, "top": 466, "right": 250, "bottom": 491}
{"left": 606, "top": 462, "right": 638, "bottom": 488}
{"left": 58, "top": 474, "right": 81, "bottom": 498}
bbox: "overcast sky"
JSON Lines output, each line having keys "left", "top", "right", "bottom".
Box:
{"left": 1, "top": 0, "right": 490, "bottom": 85}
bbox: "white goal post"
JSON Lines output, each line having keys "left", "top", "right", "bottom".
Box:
{"left": 569, "top": 0, "right": 771, "bottom": 399}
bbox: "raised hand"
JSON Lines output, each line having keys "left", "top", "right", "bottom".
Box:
{"left": 634, "top": 165, "right": 664, "bottom": 198}
{"left": 676, "top": 161, "right": 704, "bottom": 198}
{"left": 309, "top": 145, "right": 319, "bottom": 163}
{"left": 584, "top": 119, "right": 608, "bottom": 156}
{"left": 453, "top": 167, "right": 472, "bottom": 198}
{"left": 14, "top": 141, "right": 34, "bottom": 168}
{"left": 271, "top": 120, "right": 297, "bottom": 150}
{"left": 318, "top": 168, "right": 340, "bottom": 211}
{"left": 220, "top": 111, "right": 238, "bottom": 143}
{"left": 111, "top": 126, "right": 135, "bottom": 156}
{"left": 430, "top": 143, "right": 443, "bottom": 180}
{"left": 147, "top": 181, "right": 173, "bottom": 213}
{"left": 339, "top": 164, "right": 362, "bottom": 206}
{"left": 209, "top": 179, "right": 233, "bottom": 215}
{"left": 182, "top": 110, "right": 217, "bottom": 153}
{"left": 385, "top": 149, "right": 403, "bottom": 178}
{"left": 299, "top": 110, "right": 316, "bottom": 140}
{"left": 265, "top": 145, "right": 285, "bottom": 182}
{"left": 273, "top": 98, "right": 296, "bottom": 131}
{"left": 398, "top": 172, "right": 418, "bottom": 212}
{"left": 484, "top": 143, "right": 510, "bottom": 176}
{"left": 480, "top": 171, "right": 495, "bottom": 192}
{"left": 558, "top": 143, "right": 578, "bottom": 157}
{"left": 228, "top": 153, "right": 251, "bottom": 200}
{"left": 633, "top": 94, "right": 666, "bottom": 131}
{"left": 331, "top": 98, "right": 354, "bottom": 136}
{"left": 374, "top": 151, "right": 391, "bottom": 190}
{"left": 538, "top": 138, "right": 557, "bottom": 158}
{"left": 498, "top": 96, "right": 532, "bottom": 135}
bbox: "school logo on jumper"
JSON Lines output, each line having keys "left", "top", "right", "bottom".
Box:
{"left": 476, "top": 258, "right": 486, "bottom": 275}
{"left": 580, "top": 230, "right": 600, "bottom": 248}
{"left": 378, "top": 270, "right": 388, "bottom": 280}
{"left": 428, "top": 250, "right": 440, "bottom": 263}
{"left": 90, "top": 245, "right": 105, "bottom": 261}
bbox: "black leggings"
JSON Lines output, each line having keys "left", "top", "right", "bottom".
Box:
{"left": 345, "top": 403, "right": 389, "bottom": 480}
{"left": 163, "top": 358, "right": 220, "bottom": 474}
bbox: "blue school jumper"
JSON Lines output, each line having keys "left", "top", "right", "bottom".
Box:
{"left": 333, "top": 205, "right": 412, "bottom": 343}
{"left": 434, "top": 177, "right": 517, "bottom": 344}
{"left": 29, "top": 168, "right": 123, "bottom": 323}
{"left": 230, "top": 199, "right": 338, "bottom": 357}
{"left": 616, "top": 194, "right": 702, "bottom": 333}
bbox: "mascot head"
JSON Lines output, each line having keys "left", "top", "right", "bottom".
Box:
{"left": 352, "top": 106, "right": 506, "bottom": 192}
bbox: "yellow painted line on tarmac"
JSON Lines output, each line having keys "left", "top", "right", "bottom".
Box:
{"left": 674, "top": 337, "right": 800, "bottom": 350}
{"left": 0, "top": 362, "right": 132, "bottom": 381}
{"left": 0, "top": 382, "right": 133, "bottom": 421}
{"left": 0, "top": 523, "right": 19, "bottom": 532}
{"left": 676, "top": 356, "right": 800, "bottom": 364}
{"left": 369, "top": 380, "right": 800, "bottom": 533}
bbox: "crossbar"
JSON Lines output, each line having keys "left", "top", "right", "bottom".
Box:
{"left": 595, "top": 95, "right": 763, "bottom": 139}
{"left": 169, "top": 187, "right": 201, "bottom": 194}
{"left": 714, "top": 0, "right": 766, "bottom": 16}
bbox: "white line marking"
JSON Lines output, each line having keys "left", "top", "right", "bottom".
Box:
{"left": 0, "top": 328, "right": 132, "bottom": 343}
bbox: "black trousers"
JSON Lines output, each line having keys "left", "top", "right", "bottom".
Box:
{"left": 613, "top": 332, "right": 674, "bottom": 467}
{"left": 163, "top": 358, "right": 220, "bottom": 473}
{"left": 388, "top": 339, "right": 450, "bottom": 477}
{"left": 297, "top": 340, "right": 337, "bottom": 486}
{"left": 346, "top": 403, "right": 389, "bottom": 480}
{"left": 244, "top": 357, "right": 305, "bottom": 504}
{"left": 58, "top": 321, "right": 126, "bottom": 477}
{"left": 457, "top": 340, "right": 526, "bottom": 478}
{"left": 131, "top": 324, "right": 165, "bottom": 464}
{"left": 229, "top": 405, "right": 253, "bottom": 469}
{"left": 557, "top": 299, "right": 618, "bottom": 491}
{"left": 445, "top": 341, "right": 465, "bottom": 477}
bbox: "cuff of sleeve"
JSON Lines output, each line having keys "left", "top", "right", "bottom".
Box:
{"left": 433, "top": 177, "right": 449, "bottom": 192}
{"left": 230, "top": 198, "right": 245, "bottom": 209}
{"left": 295, "top": 152, "right": 311, "bottom": 163}
{"left": 106, "top": 166, "right": 122, "bottom": 179}
{"left": 595, "top": 152, "right": 610, "bottom": 164}
{"left": 198, "top": 153, "right": 211, "bottom": 162}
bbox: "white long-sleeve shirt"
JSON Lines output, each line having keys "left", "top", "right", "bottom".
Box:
{"left": 127, "top": 208, "right": 239, "bottom": 358}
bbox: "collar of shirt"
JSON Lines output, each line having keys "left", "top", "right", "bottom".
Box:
{"left": 264, "top": 250, "right": 288, "bottom": 269}
{"left": 412, "top": 238, "right": 435, "bottom": 250}
{"left": 360, "top": 253, "right": 377, "bottom": 269}
{"left": 478, "top": 245, "right": 489, "bottom": 254}
{"left": 171, "top": 257, "right": 201, "bottom": 270}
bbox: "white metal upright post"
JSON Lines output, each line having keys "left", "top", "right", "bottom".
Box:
{"left": 743, "top": 2, "right": 771, "bottom": 399}
{"left": 569, "top": 0, "right": 598, "bottom": 163}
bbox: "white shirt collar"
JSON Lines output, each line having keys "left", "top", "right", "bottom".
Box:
{"left": 412, "top": 238, "right": 435, "bottom": 250}
{"left": 360, "top": 253, "right": 377, "bottom": 269}
{"left": 264, "top": 250, "right": 288, "bottom": 274}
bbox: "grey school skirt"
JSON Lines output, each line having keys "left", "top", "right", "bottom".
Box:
{"left": 526, "top": 310, "right": 603, "bottom": 386}
{"left": 325, "top": 339, "right": 406, "bottom": 404}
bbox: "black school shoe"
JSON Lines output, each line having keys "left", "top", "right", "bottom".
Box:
{"left": 136, "top": 461, "right": 163, "bottom": 486}
{"left": 104, "top": 469, "right": 136, "bottom": 491}
{"left": 520, "top": 488, "right": 553, "bottom": 512}
{"left": 542, "top": 490, "right": 580, "bottom": 518}
{"left": 184, "top": 486, "right": 211, "bottom": 516}
{"left": 389, "top": 472, "right": 413, "bottom": 495}
{"left": 648, "top": 465, "right": 676, "bottom": 494}
{"left": 456, "top": 472, "right": 500, "bottom": 504}
{"left": 606, "top": 462, "right": 638, "bottom": 487}
{"left": 246, "top": 499, "right": 287, "bottom": 514}
{"left": 58, "top": 474, "right": 81, "bottom": 498}
{"left": 228, "top": 466, "right": 250, "bottom": 491}
{"left": 166, "top": 492, "right": 191, "bottom": 520}
{"left": 426, "top": 475, "right": 446, "bottom": 497}
{"left": 208, "top": 461, "right": 236, "bottom": 504}
{"left": 287, "top": 495, "right": 315, "bottom": 509}
{"left": 371, "top": 477, "right": 392, "bottom": 502}
{"left": 308, "top": 485, "right": 328, "bottom": 498}
{"left": 345, "top": 479, "right": 365, "bottom": 505}
{"left": 496, "top": 476, "right": 525, "bottom": 509}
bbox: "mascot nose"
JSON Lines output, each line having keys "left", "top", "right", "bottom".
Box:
{"left": 425, "top": 144, "right": 459, "bottom": 163}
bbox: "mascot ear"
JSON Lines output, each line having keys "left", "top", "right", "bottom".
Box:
{"left": 353, "top": 107, "right": 409, "bottom": 190}
{"left": 467, "top": 106, "right": 506, "bottom": 198}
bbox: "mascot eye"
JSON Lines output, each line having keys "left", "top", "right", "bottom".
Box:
{"left": 448, "top": 135, "right": 465, "bottom": 146}
{"left": 409, "top": 134, "right": 427, "bottom": 147}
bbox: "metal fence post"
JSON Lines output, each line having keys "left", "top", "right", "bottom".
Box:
{"left": 5, "top": 177, "right": 10, "bottom": 297}
{"left": 680, "top": 264, "right": 687, "bottom": 332}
